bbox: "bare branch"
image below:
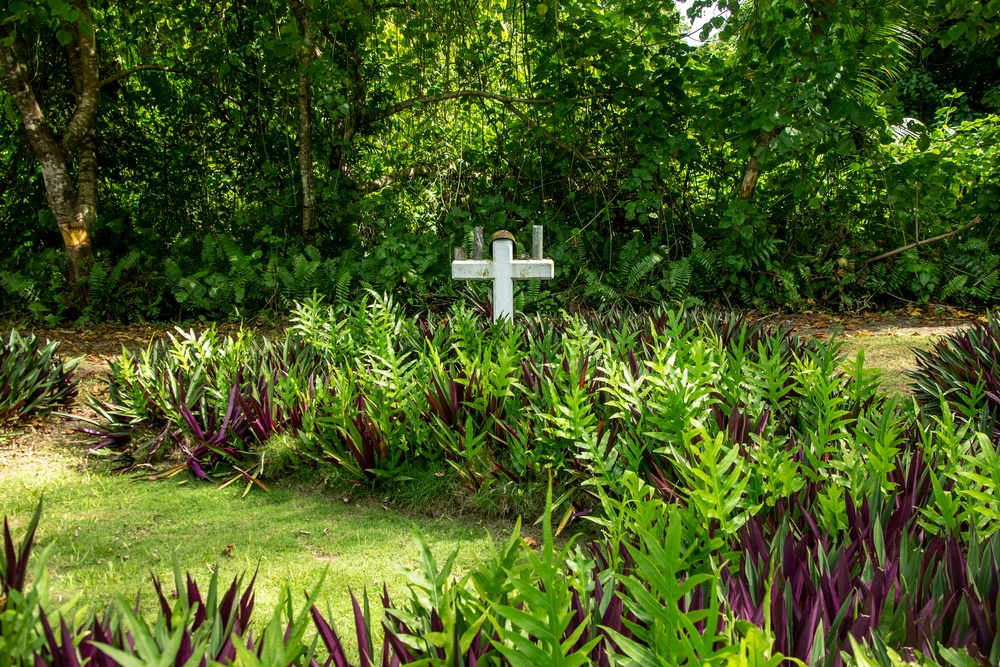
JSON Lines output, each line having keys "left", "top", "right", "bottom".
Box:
{"left": 360, "top": 90, "right": 554, "bottom": 125}
{"left": 371, "top": 2, "right": 414, "bottom": 11}
{"left": 100, "top": 64, "right": 192, "bottom": 87}
{"left": 358, "top": 165, "right": 436, "bottom": 194}
{"left": 41, "top": 65, "right": 203, "bottom": 98}
{"left": 863, "top": 217, "right": 982, "bottom": 267}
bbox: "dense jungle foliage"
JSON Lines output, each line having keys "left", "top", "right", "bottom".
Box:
{"left": 1, "top": 0, "right": 999, "bottom": 321}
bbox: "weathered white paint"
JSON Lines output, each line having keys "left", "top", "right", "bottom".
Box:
{"left": 452, "top": 228, "right": 554, "bottom": 323}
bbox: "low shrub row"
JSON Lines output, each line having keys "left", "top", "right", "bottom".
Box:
{"left": 5, "top": 477, "right": 995, "bottom": 667}
{"left": 85, "top": 295, "right": 822, "bottom": 494}
{"left": 57, "top": 298, "right": 1000, "bottom": 663}
{"left": 5, "top": 302, "right": 1000, "bottom": 664}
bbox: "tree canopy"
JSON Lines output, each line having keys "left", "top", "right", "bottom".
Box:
{"left": 1, "top": 0, "right": 998, "bottom": 320}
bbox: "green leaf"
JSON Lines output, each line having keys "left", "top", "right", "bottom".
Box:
{"left": 835, "top": 137, "right": 855, "bottom": 155}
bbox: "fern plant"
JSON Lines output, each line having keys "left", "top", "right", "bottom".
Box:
{"left": 582, "top": 234, "right": 666, "bottom": 306}
{"left": 0, "top": 249, "right": 69, "bottom": 324}
{"left": 165, "top": 236, "right": 266, "bottom": 318}
{"left": 79, "top": 251, "right": 155, "bottom": 322}
{"left": 273, "top": 248, "right": 354, "bottom": 308}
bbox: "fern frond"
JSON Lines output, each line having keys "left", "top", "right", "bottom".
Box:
{"left": 667, "top": 257, "right": 692, "bottom": 297}
{"left": 626, "top": 252, "right": 663, "bottom": 290}
{"left": 617, "top": 237, "right": 641, "bottom": 279}
{"left": 582, "top": 268, "right": 620, "bottom": 304}
{"left": 938, "top": 274, "right": 968, "bottom": 301}
{"left": 108, "top": 251, "right": 140, "bottom": 286}
{"left": 201, "top": 236, "right": 217, "bottom": 269}
{"left": 164, "top": 258, "right": 183, "bottom": 286}
{"left": 0, "top": 271, "right": 37, "bottom": 300}
{"left": 780, "top": 270, "right": 801, "bottom": 304}
{"left": 690, "top": 232, "right": 719, "bottom": 279}
{"left": 334, "top": 262, "right": 353, "bottom": 307}
{"left": 974, "top": 271, "right": 999, "bottom": 300}
{"left": 87, "top": 261, "right": 111, "bottom": 303}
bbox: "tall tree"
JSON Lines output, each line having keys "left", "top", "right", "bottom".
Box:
{"left": 1, "top": 0, "right": 100, "bottom": 287}
{"left": 290, "top": 0, "right": 320, "bottom": 245}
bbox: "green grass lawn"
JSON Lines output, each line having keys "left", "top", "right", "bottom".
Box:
{"left": 0, "top": 437, "right": 504, "bottom": 641}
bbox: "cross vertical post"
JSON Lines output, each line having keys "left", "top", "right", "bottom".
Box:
{"left": 473, "top": 226, "right": 484, "bottom": 260}
{"left": 492, "top": 233, "right": 515, "bottom": 322}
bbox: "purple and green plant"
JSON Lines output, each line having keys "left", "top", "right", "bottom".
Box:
{"left": 909, "top": 313, "right": 1000, "bottom": 438}
{"left": 0, "top": 331, "right": 79, "bottom": 426}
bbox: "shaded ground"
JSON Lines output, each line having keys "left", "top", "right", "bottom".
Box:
{"left": 0, "top": 359, "right": 510, "bottom": 644}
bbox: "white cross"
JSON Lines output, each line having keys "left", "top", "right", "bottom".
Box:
{"left": 452, "top": 226, "right": 554, "bottom": 323}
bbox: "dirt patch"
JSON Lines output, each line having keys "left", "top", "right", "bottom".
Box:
{"left": 7, "top": 321, "right": 287, "bottom": 359}
{"left": 744, "top": 306, "right": 978, "bottom": 394}
{"left": 0, "top": 356, "right": 112, "bottom": 478}
{"left": 753, "top": 304, "right": 983, "bottom": 339}
{"left": 0, "top": 414, "right": 88, "bottom": 482}
{"left": 840, "top": 334, "right": 939, "bottom": 395}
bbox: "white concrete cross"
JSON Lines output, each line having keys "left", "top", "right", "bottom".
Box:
{"left": 452, "top": 226, "right": 554, "bottom": 323}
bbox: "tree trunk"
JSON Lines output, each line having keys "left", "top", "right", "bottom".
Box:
{"left": 297, "top": 70, "right": 318, "bottom": 245}
{"left": 738, "top": 127, "right": 782, "bottom": 200}
{"left": 291, "top": 0, "right": 320, "bottom": 245}
{"left": 70, "top": 128, "right": 98, "bottom": 283}
{"left": 0, "top": 1, "right": 100, "bottom": 291}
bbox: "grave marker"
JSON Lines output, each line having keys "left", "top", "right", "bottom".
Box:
{"left": 452, "top": 225, "right": 554, "bottom": 323}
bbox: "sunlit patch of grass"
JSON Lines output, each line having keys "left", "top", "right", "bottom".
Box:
{"left": 0, "top": 443, "right": 502, "bottom": 644}
{"left": 839, "top": 333, "right": 941, "bottom": 395}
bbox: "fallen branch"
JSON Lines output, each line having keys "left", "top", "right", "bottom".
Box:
{"left": 863, "top": 217, "right": 982, "bottom": 267}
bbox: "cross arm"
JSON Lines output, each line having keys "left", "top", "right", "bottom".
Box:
{"left": 452, "top": 260, "right": 496, "bottom": 280}
{"left": 510, "top": 259, "right": 554, "bottom": 280}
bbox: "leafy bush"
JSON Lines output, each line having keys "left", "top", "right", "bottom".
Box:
{"left": 908, "top": 313, "right": 1000, "bottom": 435}
{"left": 0, "top": 331, "right": 79, "bottom": 426}
{"left": 82, "top": 297, "right": 879, "bottom": 505}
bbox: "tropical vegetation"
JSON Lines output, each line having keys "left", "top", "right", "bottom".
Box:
{"left": 3, "top": 0, "right": 1000, "bottom": 663}
{"left": 0, "top": 302, "right": 982, "bottom": 664}
{"left": 0, "top": 0, "right": 998, "bottom": 321}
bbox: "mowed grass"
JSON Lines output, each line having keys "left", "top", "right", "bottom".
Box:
{"left": 0, "top": 436, "right": 503, "bottom": 640}
{"left": 839, "top": 333, "right": 942, "bottom": 395}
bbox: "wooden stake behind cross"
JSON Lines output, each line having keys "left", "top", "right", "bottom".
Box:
{"left": 452, "top": 226, "right": 554, "bottom": 323}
